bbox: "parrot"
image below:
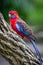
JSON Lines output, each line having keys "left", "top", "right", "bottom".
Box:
{"left": 8, "top": 10, "right": 42, "bottom": 64}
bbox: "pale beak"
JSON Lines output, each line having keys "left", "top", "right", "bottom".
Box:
{"left": 9, "top": 14, "right": 11, "bottom": 17}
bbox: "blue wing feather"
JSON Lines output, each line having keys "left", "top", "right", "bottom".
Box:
{"left": 16, "top": 21, "right": 35, "bottom": 41}
{"left": 16, "top": 21, "right": 31, "bottom": 36}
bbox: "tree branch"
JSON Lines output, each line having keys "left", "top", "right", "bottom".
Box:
{"left": 0, "top": 12, "right": 41, "bottom": 65}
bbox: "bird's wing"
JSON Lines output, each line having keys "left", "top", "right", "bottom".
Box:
{"left": 16, "top": 19, "right": 32, "bottom": 35}
{"left": 16, "top": 18, "right": 35, "bottom": 40}
{"left": 17, "top": 18, "right": 33, "bottom": 34}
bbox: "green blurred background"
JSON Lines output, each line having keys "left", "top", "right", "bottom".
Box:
{"left": 0, "top": 0, "right": 43, "bottom": 31}
{"left": 0, "top": 0, "right": 43, "bottom": 57}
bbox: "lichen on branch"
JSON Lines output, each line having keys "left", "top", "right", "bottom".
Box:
{"left": 0, "top": 13, "right": 41, "bottom": 65}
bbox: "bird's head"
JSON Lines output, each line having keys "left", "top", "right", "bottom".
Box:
{"left": 8, "top": 10, "right": 19, "bottom": 19}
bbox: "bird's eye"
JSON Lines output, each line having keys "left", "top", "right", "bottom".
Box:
{"left": 11, "top": 14, "right": 16, "bottom": 18}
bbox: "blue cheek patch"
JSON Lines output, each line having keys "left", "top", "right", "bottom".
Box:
{"left": 11, "top": 15, "right": 16, "bottom": 18}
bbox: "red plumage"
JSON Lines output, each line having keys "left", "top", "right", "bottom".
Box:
{"left": 10, "top": 18, "right": 25, "bottom": 37}
{"left": 9, "top": 10, "right": 35, "bottom": 40}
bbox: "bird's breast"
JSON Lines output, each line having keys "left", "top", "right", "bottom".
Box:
{"left": 10, "top": 19, "right": 24, "bottom": 37}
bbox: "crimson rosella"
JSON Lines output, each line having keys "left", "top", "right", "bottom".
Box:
{"left": 8, "top": 10, "right": 42, "bottom": 64}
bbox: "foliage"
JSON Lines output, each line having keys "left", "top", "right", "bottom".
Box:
{"left": 0, "top": 0, "right": 43, "bottom": 31}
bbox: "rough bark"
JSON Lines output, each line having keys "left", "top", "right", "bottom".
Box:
{"left": 0, "top": 12, "right": 41, "bottom": 65}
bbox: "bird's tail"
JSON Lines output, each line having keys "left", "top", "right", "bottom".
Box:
{"left": 30, "top": 39, "right": 42, "bottom": 64}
